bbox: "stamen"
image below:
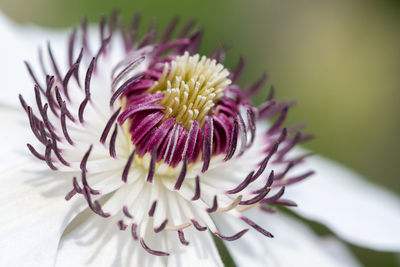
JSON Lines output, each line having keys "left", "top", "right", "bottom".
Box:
{"left": 44, "top": 142, "right": 58, "bottom": 171}
{"left": 225, "top": 171, "right": 254, "bottom": 195}
{"left": 236, "top": 112, "right": 247, "bottom": 156}
{"left": 45, "top": 77, "right": 59, "bottom": 117}
{"left": 245, "top": 73, "right": 268, "bottom": 98}
{"left": 246, "top": 108, "right": 256, "bottom": 147}
{"left": 78, "top": 97, "right": 90, "bottom": 124}
{"left": 131, "top": 223, "right": 138, "bottom": 240}
{"left": 230, "top": 56, "right": 246, "bottom": 83}
{"left": 201, "top": 117, "right": 213, "bottom": 173}
{"left": 148, "top": 201, "right": 157, "bottom": 217}
{"left": 154, "top": 39, "right": 190, "bottom": 58}
{"left": 122, "top": 150, "right": 135, "bottom": 183}
{"left": 146, "top": 147, "right": 157, "bottom": 183}
{"left": 84, "top": 57, "right": 95, "bottom": 99}
{"left": 267, "top": 85, "right": 275, "bottom": 101}
{"left": 273, "top": 171, "right": 315, "bottom": 187}
{"left": 95, "top": 36, "right": 111, "bottom": 61}
{"left": 108, "top": 123, "right": 118, "bottom": 158}
{"left": 50, "top": 136, "right": 70, "bottom": 166}
{"left": 273, "top": 199, "right": 297, "bottom": 207}
{"left": 138, "top": 30, "right": 157, "bottom": 48}
{"left": 81, "top": 17, "right": 91, "bottom": 56}
{"left": 68, "top": 28, "right": 77, "bottom": 67}
{"left": 206, "top": 196, "right": 218, "bottom": 213}
{"left": 236, "top": 203, "right": 260, "bottom": 213}
{"left": 178, "top": 230, "right": 189, "bottom": 246}
{"left": 214, "top": 229, "right": 249, "bottom": 241}
{"left": 268, "top": 107, "right": 288, "bottom": 134}
{"left": 118, "top": 104, "right": 165, "bottom": 125}
{"left": 160, "top": 17, "right": 179, "bottom": 44}
{"left": 60, "top": 102, "right": 74, "bottom": 145}
{"left": 80, "top": 144, "right": 92, "bottom": 172}
{"left": 123, "top": 205, "right": 134, "bottom": 219}
{"left": 47, "top": 42, "right": 63, "bottom": 83}
{"left": 24, "top": 61, "right": 43, "bottom": 93}
{"left": 26, "top": 143, "right": 45, "bottom": 160}
{"left": 274, "top": 161, "right": 294, "bottom": 180}
{"left": 251, "top": 170, "right": 274, "bottom": 195}
{"left": 111, "top": 74, "right": 144, "bottom": 106}
{"left": 190, "top": 219, "right": 207, "bottom": 231}
{"left": 184, "top": 29, "right": 203, "bottom": 55}
{"left": 261, "top": 186, "right": 285, "bottom": 204}
{"left": 165, "top": 223, "right": 191, "bottom": 231}
{"left": 111, "top": 57, "right": 144, "bottom": 94}
{"left": 40, "top": 103, "right": 59, "bottom": 134}
{"left": 191, "top": 175, "right": 201, "bottom": 201}
{"left": 118, "top": 220, "right": 128, "bottom": 231}
{"left": 224, "top": 120, "right": 238, "bottom": 161}
{"left": 174, "top": 157, "right": 187, "bottom": 190}
{"left": 210, "top": 44, "right": 227, "bottom": 63}
{"left": 99, "top": 16, "right": 106, "bottom": 42}
{"left": 251, "top": 129, "right": 286, "bottom": 182}
{"left": 55, "top": 88, "right": 75, "bottom": 121}
{"left": 65, "top": 189, "right": 77, "bottom": 201}
{"left": 240, "top": 216, "right": 273, "bottom": 238}
{"left": 183, "top": 120, "right": 199, "bottom": 161}
{"left": 260, "top": 206, "right": 278, "bottom": 213}
{"left": 154, "top": 219, "right": 168, "bottom": 233}
{"left": 19, "top": 94, "right": 28, "bottom": 112}
{"left": 72, "top": 176, "right": 83, "bottom": 194}
{"left": 27, "top": 107, "right": 46, "bottom": 144}
{"left": 218, "top": 195, "right": 243, "bottom": 212}
{"left": 34, "top": 85, "right": 43, "bottom": 114}
{"left": 100, "top": 107, "right": 121, "bottom": 144}
{"left": 38, "top": 47, "right": 47, "bottom": 76}
{"left": 82, "top": 187, "right": 110, "bottom": 218}
{"left": 140, "top": 238, "right": 169, "bottom": 256}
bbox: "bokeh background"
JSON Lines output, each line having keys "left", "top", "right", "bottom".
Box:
{"left": 1, "top": 0, "right": 399, "bottom": 266}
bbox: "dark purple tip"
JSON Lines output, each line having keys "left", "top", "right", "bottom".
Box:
{"left": 240, "top": 216, "right": 273, "bottom": 238}
{"left": 191, "top": 175, "right": 201, "bottom": 201}
{"left": 146, "top": 147, "right": 157, "bottom": 183}
{"left": 214, "top": 229, "right": 249, "bottom": 241}
{"left": 140, "top": 238, "right": 169, "bottom": 256}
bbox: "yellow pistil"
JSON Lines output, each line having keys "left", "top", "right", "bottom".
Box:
{"left": 148, "top": 52, "right": 231, "bottom": 129}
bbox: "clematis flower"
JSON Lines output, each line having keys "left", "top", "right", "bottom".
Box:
{"left": 0, "top": 11, "right": 399, "bottom": 267}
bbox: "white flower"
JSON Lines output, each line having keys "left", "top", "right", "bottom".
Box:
{"left": 0, "top": 12, "right": 399, "bottom": 267}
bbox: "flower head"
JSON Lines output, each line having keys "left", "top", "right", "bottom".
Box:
{"left": 20, "top": 11, "right": 312, "bottom": 258}
{"left": 2, "top": 10, "right": 400, "bottom": 267}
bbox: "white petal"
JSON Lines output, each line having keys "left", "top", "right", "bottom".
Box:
{"left": 0, "top": 12, "right": 68, "bottom": 107}
{"left": 166, "top": 227, "right": 223, "bottom": 267}
{"left": 215, "top": 210, "right": 361, "bottom": 267}
{"left": 0, "top": 106, "right": 86, "bottom": 267}
{"left": 0, "top": 161, "right": 85, "bottom": 267}
{"left": 285, "top": 152, "right": 400, "bottom": 251}
{"left": 0, "top": 105, "right": 34, "bottom": 169}
{"left": 56, "top": 211, "right": 223, "bottom": 267}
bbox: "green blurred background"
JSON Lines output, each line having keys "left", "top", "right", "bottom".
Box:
{"left": 1, "top": 0, "right": 399, "bottom": 266}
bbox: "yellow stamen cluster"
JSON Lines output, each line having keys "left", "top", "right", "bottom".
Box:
{"left": 148, "top": 52, "right": 231, "bottom": 129}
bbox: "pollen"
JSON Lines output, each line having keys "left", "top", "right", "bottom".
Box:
{"left": 148, "top": 52, "right": 231, "bottom": 129}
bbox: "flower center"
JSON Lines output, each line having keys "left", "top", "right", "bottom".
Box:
{"left": 117, "top": 51, "right": 239, "bottom": 168}
{"left": 148, "top": 52, "right": 231, "bottom": 129}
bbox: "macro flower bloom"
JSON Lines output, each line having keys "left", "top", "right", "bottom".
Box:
{"left": 0, "top": 11, "right": 400, "bottom": 267}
